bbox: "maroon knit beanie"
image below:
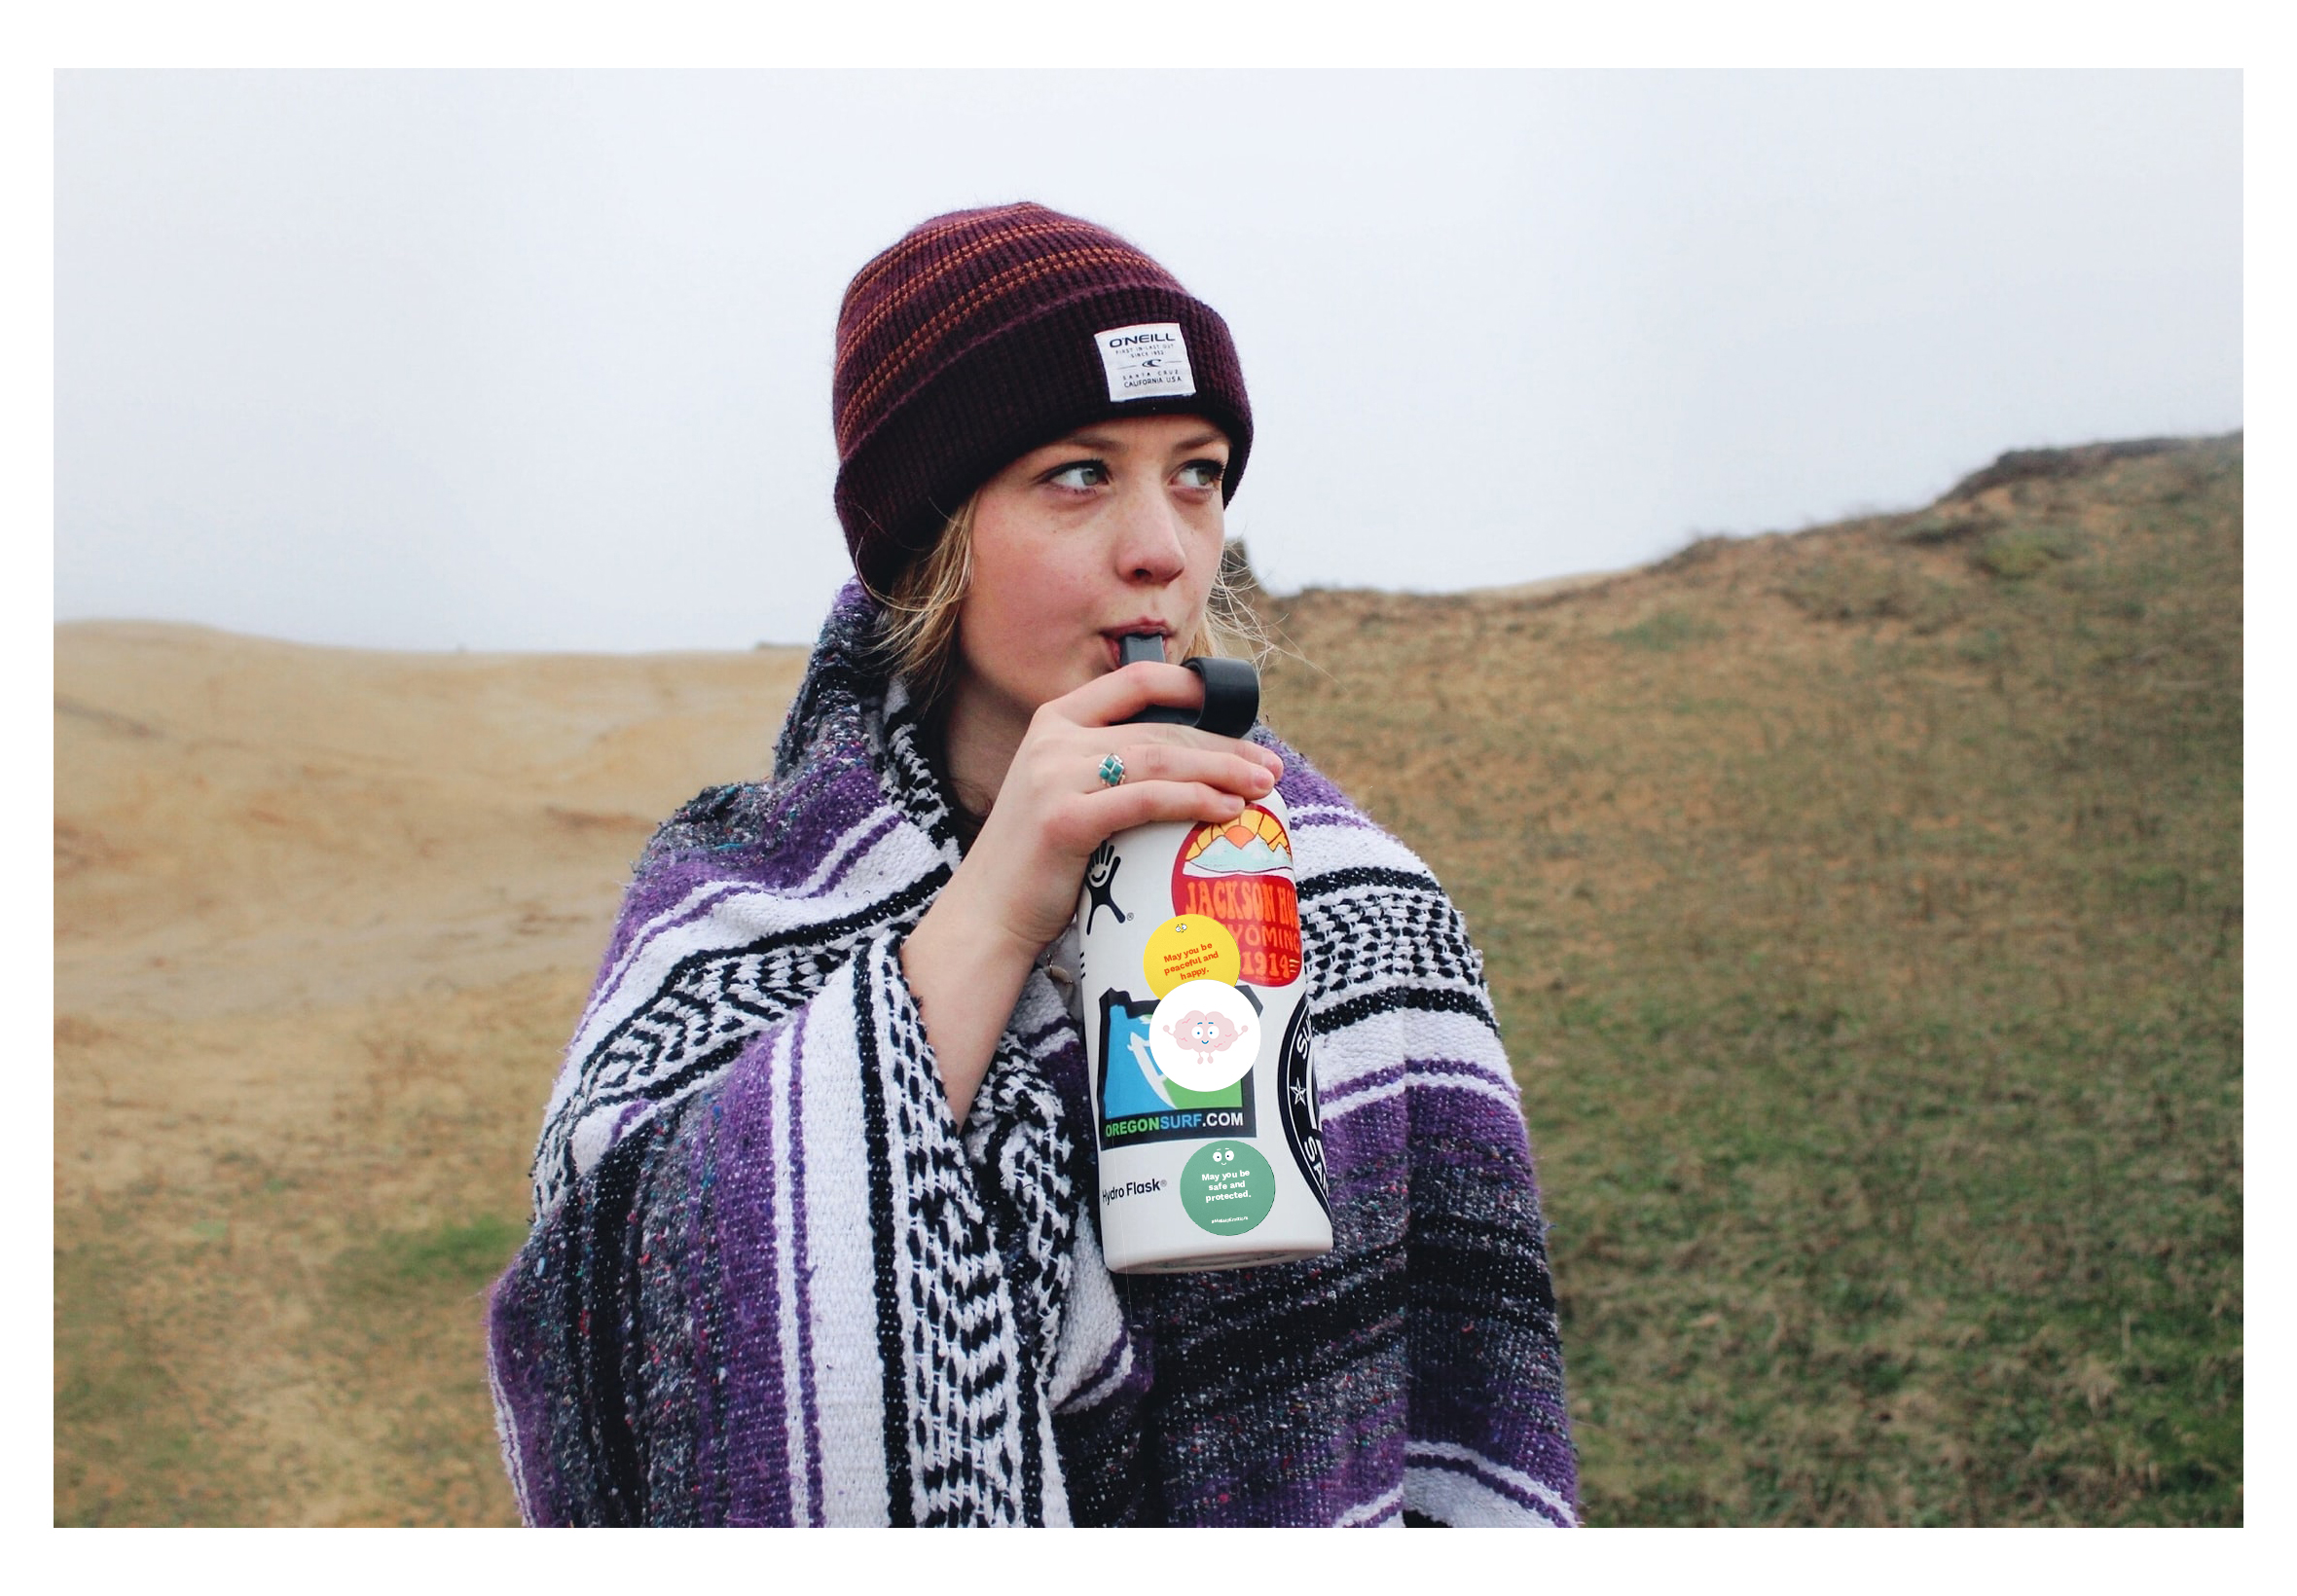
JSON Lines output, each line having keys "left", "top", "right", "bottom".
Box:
{"left": 832, "top": 202, "right": 1254, "bottom": 595}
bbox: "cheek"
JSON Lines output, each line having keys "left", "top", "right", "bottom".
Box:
{"left": 958, "top": 518, "right": 1104, "bottom": 691}
{"left": 964, "top": 567, "right": 1077, "bottom": 675}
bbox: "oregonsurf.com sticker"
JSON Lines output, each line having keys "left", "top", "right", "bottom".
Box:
{"left": 1169, "top": 804, "right": 1302, "bottom": 987}
{"left": 1096, "top": 988, "right": 1257, "bottom": 1149}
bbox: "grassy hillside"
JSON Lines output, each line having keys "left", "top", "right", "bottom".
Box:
{"left": 1258, "top": 434, "right": 2242, "bottom": 1524}
{"left": 55, "top": 436, "right": 2239, "bottom": 1525}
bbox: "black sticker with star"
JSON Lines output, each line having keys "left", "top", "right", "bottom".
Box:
{"left": 1277, "top": 998, "right": 1330, "bottom": 1215}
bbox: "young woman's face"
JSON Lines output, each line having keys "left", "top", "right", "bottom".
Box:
{"left": 955, "top": 414, "right": 1231, "bottom": 721}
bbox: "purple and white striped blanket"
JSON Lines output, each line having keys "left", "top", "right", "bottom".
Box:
{"left": 486, "top": 582, "right": 1578, "bottom": 1526}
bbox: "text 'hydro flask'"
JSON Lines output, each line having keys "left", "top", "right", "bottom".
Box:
{"left": 1076, "top": 635, "right": 1333, "bottom": 1273}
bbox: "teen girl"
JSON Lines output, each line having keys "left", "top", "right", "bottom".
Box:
{"left": 488, "top": 203, "right": 1577, "bottom": 1528}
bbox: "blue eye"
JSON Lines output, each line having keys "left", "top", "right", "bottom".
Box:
{"left": 1046, "top": 460, "right": 1110, "bottom": 490}
{"left": 1176, "top": 459, "right": 1225, "bottom": 490}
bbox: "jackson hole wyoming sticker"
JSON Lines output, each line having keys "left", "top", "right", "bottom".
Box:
{"left": 1169, "top": 804, "right": 1303, "bottom": 987}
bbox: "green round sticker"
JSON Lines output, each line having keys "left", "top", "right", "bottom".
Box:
{"left": 1181, "top": 1140, "right": 1276, "bottom": 1236}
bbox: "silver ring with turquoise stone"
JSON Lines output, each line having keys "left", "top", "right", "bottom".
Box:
{"left": 1097, "top": 753, "right": 1126, "bottom": 787}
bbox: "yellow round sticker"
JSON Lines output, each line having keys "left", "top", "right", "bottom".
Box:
{"left": 1142, "top": 915, "right": 1242, "bottom": 998}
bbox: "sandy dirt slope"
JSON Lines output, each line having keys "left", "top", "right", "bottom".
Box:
{"left": 55, "top": 622, "right": 806, "bottom": 1525}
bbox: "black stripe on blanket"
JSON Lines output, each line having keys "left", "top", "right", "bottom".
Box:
{"left": 572, "top": 1127, "right": 658, "bottom": 1525}
{"left": 1312, "top": 985, "right": 1500, "bottom": 1037}
{"left": 1295, "top": 864, "right": 1441, "bottom": 902}
{"left": 852, "top": 954, "right": 918, "bottom": 1527}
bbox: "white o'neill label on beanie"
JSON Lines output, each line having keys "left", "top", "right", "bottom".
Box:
{"left": 1095, "top": 322, "right": 1195, "bottom": 402}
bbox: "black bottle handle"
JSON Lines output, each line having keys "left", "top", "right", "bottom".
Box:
{"left": 1116, "top": 635, "right": 1259, "bottom": 738}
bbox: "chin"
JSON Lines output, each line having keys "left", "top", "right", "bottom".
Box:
{"left": 1015, "top": 658, "right": 1101, "bottom": 715}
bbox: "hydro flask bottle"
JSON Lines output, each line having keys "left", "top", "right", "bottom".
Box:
{"left": 1075, "top": 635, "right": 1333, "bottom": 1273}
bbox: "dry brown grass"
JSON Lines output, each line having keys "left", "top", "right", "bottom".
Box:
{"left": 55, "top": 629, "right": 806, "bottom": 1524}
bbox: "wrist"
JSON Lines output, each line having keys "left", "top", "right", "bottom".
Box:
{"left": 905, "top": 868, "right": 1040, "bottom": 989}
{"left": 938, "top": 846, "right": 1064, "bottom": 963}
{"left": 901, "top": 868, "right": 1044, "bottom": 1129}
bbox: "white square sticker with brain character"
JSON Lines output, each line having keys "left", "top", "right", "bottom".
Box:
{"left": 1095, "top": 321, "right": 1195, "bottom": 402}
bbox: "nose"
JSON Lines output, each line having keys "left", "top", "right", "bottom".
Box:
{"left": 1111, "top": 476, "right": 1190, "bottom": 586}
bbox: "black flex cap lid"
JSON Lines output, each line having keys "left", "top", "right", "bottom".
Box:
{"left": 1117, "top": 634, "right": 1259, "bottom": 739}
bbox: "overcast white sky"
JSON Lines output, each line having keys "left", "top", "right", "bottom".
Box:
{"left": 54, "top": 69, "right": 2242, "bottom": 653}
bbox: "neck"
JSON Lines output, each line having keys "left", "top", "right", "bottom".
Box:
{"left": 938, "top": 672, "right": 1031, "bottom": 820}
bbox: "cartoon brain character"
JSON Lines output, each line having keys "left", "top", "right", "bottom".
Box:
{"left": 1162, "top": 1009, "right": 1253, "bottom": 1074}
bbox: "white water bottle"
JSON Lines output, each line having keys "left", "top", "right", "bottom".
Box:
{"left": 1074, "top": 639, "right": 1333, "bottom": 1273}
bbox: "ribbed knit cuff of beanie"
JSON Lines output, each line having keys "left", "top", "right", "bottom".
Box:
{"left": 831, "top": 202, "right": 1255, "bottom": 596}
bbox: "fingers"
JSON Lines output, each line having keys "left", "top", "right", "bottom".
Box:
{"left": 1051, "top": 688, "right": 1283, "bottom": 784}
{"left": 1076, "top": 780, "right": 1256, "bottom": 840}
{"left": 1111, "top": 725, "right": 1283, "bottom": 781}
{"left": 1094, "top": 741, "right": 1277, "bottom": 801}
{"left": 1057, "top": 660, "right": 1204, "bottom": 728}
{"left": 1045, "top": 663, "right": 1284, "bottom": 781}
